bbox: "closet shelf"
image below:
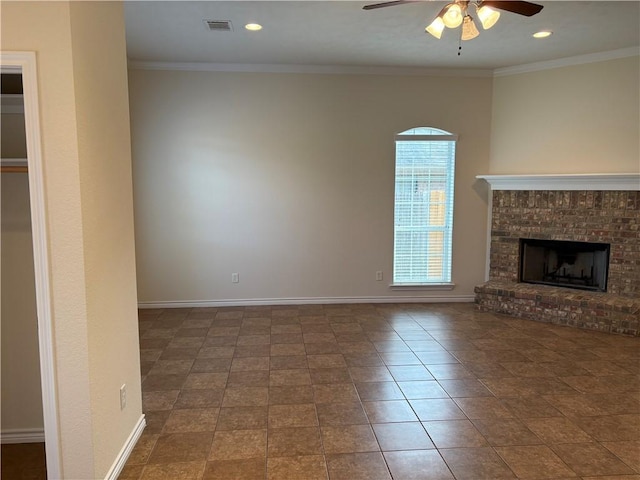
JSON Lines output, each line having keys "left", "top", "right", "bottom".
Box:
{"left": 1, "top": 158, "right": 28, "bottom": 173}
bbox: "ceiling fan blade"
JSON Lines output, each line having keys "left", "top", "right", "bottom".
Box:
{"left": 363, "top": 0, "right": 421, "bottom": 11}
{"left": 481, "top": 0, "right": 544, "bottom": 17}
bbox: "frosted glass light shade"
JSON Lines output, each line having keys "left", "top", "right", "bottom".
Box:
{"left": 426, "top": 17, "right": 445, "bottom": 38}
{"left": 477, "top": 5, "right": 500, "bottom": 30}
{"left": 442, "top": 3, "right": 463, "bottom": 28}
{"left": 461, "top": 16, "right": 479, "bottom": 40}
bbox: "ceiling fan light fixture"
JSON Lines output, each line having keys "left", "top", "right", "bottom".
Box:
{"left": 477, "top": 5, "right": 500, "bottom": 30}
{"left": 426, "top": 16, "right": 446, "bottom": 39}
{"left": 442, "top": 3, "right": 463, "bottom": 28}
{"left": 461, "top": 15, "right": 479, "bottom": 40}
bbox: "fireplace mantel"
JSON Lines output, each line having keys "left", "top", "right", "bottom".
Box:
{"left": 476, "top": 173, "right": 640, "bottom": 191}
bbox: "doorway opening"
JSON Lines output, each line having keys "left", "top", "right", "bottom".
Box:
{"left": 1, "top": 52, "right": 61, "bottom": 479}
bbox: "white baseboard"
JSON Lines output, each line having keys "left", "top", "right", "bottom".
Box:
{"left": 104, "top": 414, "right": 146, "bottom": 480}
{"left": 1, "top": 428, "right": 45, "bottom": 444}
{"left": 138, "top": 295, "right": 475, "bottom": 309}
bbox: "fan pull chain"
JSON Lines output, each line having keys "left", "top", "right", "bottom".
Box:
{"left": 458, "top": 29, "right": 463, "bottom": 55}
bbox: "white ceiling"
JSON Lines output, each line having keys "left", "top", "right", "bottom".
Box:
{"left": 124, "top": 1, "right": 640, "bottom": 71}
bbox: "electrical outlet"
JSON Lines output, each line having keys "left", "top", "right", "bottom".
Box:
{"left": 120, "top": 384, "right": 127, "bottom": 410}
{"left": 376, "top": 271, "right": 383, "bottom": 281}
{"left": 231, "top": 273, "right": 239, "bottom": 283}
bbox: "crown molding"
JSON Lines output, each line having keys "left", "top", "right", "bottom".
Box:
{"left": 128, "top": 47, "right": 638, "bottom": 79}
{"left": 127, "top": 60, "right": 493, "bottom": 78}
{"left": 476, "top": 173, "right": 640, "bottom": 191}
{"left": 494, "top": 46, "right": 640, "bottom": 77}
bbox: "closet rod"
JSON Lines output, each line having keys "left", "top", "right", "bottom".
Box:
{"left": 1, "top": 166, "right": 28, "bottom": 173}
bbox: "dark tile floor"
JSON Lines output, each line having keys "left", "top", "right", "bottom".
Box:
{"left": 121, "top": 303, "right": 640, "bottom": 480}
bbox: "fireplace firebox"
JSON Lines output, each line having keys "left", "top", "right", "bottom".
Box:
{"left": 519, "top": 238, "right": 610, "bottom": 292}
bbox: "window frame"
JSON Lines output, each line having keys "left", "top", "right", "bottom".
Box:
{"left": 391, "top": 127, "right": 457, "bottom": 289}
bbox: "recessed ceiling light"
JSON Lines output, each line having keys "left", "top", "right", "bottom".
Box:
{"left": 533, "top": 30, "right": 552, "bottom": 39}
{"left": 245, "top": 23, "right": 262, "bottom": 31}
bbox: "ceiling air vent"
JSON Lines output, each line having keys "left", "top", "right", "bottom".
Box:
{"left": 204, "top": 19, "right": 233, "bottom": 32}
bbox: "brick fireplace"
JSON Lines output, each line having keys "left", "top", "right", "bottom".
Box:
{"left": 474, "top": 174, "right": 640, "bottom": 336}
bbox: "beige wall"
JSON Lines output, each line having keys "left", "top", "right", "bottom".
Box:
{"left": 129, "top": 69, "right": 492, "bottom": 303}
{"left": 1, "top": 172, "right": 43, "bottom": 434}
{"left": 1, "top": 2, "right": 141, "bottom": 478}
{"left": 69, "top": 2, "right": 143, "bottom": 476}
{"left": 490, "top": 55, "right": 640, "bottom": 174}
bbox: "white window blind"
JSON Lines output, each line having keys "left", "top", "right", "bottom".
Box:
{"left": 393, "top": 127, "right": 456, "bottom": 284}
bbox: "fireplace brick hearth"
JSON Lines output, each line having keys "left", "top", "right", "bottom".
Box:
{"left": 475, "top": 189, "right": 640, "bottom": 336}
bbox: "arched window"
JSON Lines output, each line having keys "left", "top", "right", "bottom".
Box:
{"left": 393, "top": 127, "right": 457, "bottom": 284}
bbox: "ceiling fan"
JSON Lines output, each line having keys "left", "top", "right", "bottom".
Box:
{"left": 363, "top": 0, "right": 544, "bottom": 42}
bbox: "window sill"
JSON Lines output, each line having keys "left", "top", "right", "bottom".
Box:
{"left": 389, "top": 283, "right": 456, "bottom": 291}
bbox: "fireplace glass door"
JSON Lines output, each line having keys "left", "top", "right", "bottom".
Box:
{"left": 519, "top": 238, "right": 610, "bottom": 292}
